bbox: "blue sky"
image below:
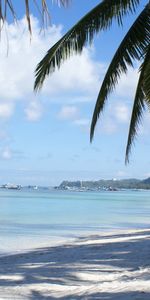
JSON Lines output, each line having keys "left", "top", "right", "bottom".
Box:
{"left": 0, "top": 0, "right": 149, "bottom": 185}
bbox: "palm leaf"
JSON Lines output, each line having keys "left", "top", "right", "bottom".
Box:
{"left": 125, "top": 72, "right": 145, "bottom": 164}
{"left": 125, "top": 45, "right": 150, "bottom": 163}
{"left": 0, "top": 0, "right": 70, "bottom": 33}
{"left": 143, "top": 46, "right": 150, "bottom": 103}
{"left": 25, "top": 0, "right": 32, "bottom": 34}
{"left": 55, "top": 0, "right": 70, "bottom": 6}
{"left": 34, "top": 0, "right": 140, "bottom": 91}
{"left": 90, "top": 5, "right": 150, "bottom": 141}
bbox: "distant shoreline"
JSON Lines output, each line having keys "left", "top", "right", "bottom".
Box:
{"left": 1, "top": 177, "right": 150, "bottom": 191}
{"left": 56, "top": 177, "right": 150, "bottom": 191}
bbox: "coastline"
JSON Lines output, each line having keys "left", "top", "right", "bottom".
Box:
{"left": 0, "top": 228, "right": 150, "bottom": 299}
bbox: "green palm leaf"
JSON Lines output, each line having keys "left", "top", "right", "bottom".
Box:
{"left": 125, "top": 45, "right": 150, "bottom": 163}
{"left": 90, "top": 5, "right": 150, "bottom": 142}
{"left": 34, "top": 0, "right": 140, "bottom": 91}
{"left": 143, "top": 47, "right": 150, "bottom": 102}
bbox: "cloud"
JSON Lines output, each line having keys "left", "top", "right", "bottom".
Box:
{"left": 43, "top": 47, "right": 104, "bottom": 99}
{"left": 144, "top": 173, "right": 150, "bottom": 178}
{"left": 0, "top": 16, "right": 103, "bottom": 120}
{"left": 114, "top": 103, "right": 129, "bottom": 123}
{"left": 0, "top": 102, "right": 14, "bottom": 119}
{"left": 115, "top": 67, "right": 139, "bottom": 99}
{"left": 0, "top": 15, "right": 141, "bottom": 141}
{"left": 73, "top": 118, "right": 90, "bottom": 127}
{"left": 140, "top": 110, "right": 150, "bottom": 136}
{"left": 92, "top": 100, "right": 130, "bottom": 136}
{"left": 0, "top": 144, "right": 26, "bottom": 161}
{"left": 103, "top": 119, "right": 117, "bottom": 134}
{"left": 0, "top": 18, "right": 62, "bottom": 101}
{"left": 25, "top": 100, "right": 43, "bottom": 121}
{"left": 116, "top": 170, "right": 128, "bottom": 178}
{"left": 0, "top": 130, "right": 8, "bottom": 140}
{"left": 58, "top": 107, "right": 90, "bottom": 130}
{"left": 1, "top": 147, "right": 12, "bottom": 160}
{"left": 91, "top": 67, "right": 139, "bottom": 136}
{"left": 58, "top": 105, "right": 79, "bottom": 120}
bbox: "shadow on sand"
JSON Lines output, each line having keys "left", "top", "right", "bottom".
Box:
{"left": 0, "top": 229, "right": 150, "bottom": 299}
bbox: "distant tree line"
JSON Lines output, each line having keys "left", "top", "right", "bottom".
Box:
{"left": 58, "top": 178, "right": 150, "bottom": 190}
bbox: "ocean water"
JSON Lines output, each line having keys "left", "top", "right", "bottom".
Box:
{"left": 0, "top": 189, "right": 150, "bottom": 254}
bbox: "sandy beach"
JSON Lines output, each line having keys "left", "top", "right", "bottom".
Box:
{"left": 0, "top": 229, "right": 149, "bottom": 299}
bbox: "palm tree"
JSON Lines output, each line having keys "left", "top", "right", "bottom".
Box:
{"left": 34, "top": 0, "right": 150, "bottom": 163}
{"left": 0, "top": 1, "right": 69, "bottom": 34}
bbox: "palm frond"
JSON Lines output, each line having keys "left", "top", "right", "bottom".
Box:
{"left": 25, "top": 0, "right": 32, "bottom": 34}
{"left": 125, "top": 45, "right": 150, "bottom": 163}
{"left": 90, "top": 5, "right": 150, "bottom": 141}
{"left": 54, "top": 0, "right": 70, "bottom": 7}
{"left": 0, "top": 0, "right": 16, "bottom": 25}
{"left": 34, "top": 0, "right": 140, "bottom": 91}
{"left": 143, "top": 46, "right": 150, "bottom": 103}
{"left": 125, "top": 74, "right": 145, "bottom": 164}
{"left": 0, "top": 0, "right": 70, "bottom": 33}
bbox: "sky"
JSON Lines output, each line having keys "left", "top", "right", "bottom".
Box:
{"left": 0, "top": 0, "right": 149, "bottom": 186}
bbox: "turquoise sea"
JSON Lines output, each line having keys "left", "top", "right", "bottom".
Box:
{"left": 0, "top": 189, "right": 150, "bottom": 255}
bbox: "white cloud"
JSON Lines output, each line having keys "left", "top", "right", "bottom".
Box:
{"left": 93, "top": 100, "right": 130, "bottom": 136}
{"left": 115, "top": 67, "right": 139, "bottom": 99}
{"left": 0, "top": 130, "right": 8, "bottom": 140}
{"left": 0, "top": 17, "right": 62, "bottom": 102}
{"left": 0, "top": 102, "right": 14, "bottom": 118}
{"left": 102, "top": 119, "right": 117, "bottom": 134}
{"left": 116, "top": 170, "right": 127, "bottom": 178}
{"left": 144, "top": 173, "right": 150, "bottom": 178}
{"left": 0, "top": 15, "right": 141, "bottom": 142}
{"left": 114, "top": 103, "right": 129, "bottom": 123}
{"left": 1, "top": 147, "right": 12, "bottom": 160}
{"left": 25, "top": 100, "right": 43, "bottom": 121}
{"left": 132, "top": 109, "right": 150, "bottom": 136}
{"left": 73, "top": 118, "right": 90, "bottom": 127}
{"left": 42, "top": 47, "right": 104, "bottom": 99}
{"left": 0, "top": 16, "right": 103, "bottom": 120}
{"left": 143, "top": 111, "right": 150, "bottom": 134}
{"left": 58, "top": 105, "right": 78, "bottom": 120}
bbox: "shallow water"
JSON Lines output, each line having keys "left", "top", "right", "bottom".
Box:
{"left": 0, "top": 189, "right": 149, "bottom": 254}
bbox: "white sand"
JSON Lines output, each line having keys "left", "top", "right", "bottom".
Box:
{"left": 0, "top": 229, "right": 150, "bottom": 299}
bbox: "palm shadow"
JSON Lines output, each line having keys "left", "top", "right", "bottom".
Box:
{"left": 0, "top": 229, "right": 149, "bottom": 299}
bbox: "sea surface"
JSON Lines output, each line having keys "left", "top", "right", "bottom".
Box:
{"left": 0, "top": 188, "right": 150, "bottom": 255}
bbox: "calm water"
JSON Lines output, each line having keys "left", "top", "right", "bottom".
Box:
{"left": 0, "top": 189, "right": 150, "bottom": 254}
